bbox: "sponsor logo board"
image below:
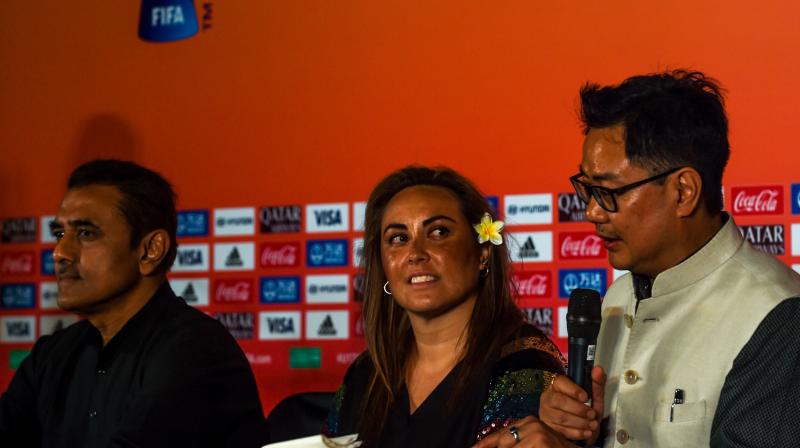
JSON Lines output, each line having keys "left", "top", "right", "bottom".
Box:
{"left": 504, "top": 194, "right": 552, "bottom": 225}
{"left": 260, "top": 276, "right": 301, "bottom": 304}
{"left": 39, "top": 282, "right": 59, "bottom": 309}
{"left": 522, "top": 307, "right": 553, "bottom": 336}
{"left": 794, "top": 224, "right": 800, "bottom": 256}
{"left": 306, "top": 239, "right": 348, "bottom": 267}
{"left": 214, "top": 242, "right": 255, "bottom": 271}
{"left": 306, "top": 311, "right": 349, "bottom": 340}
{"left": 9, "top": 349, "right": 30, "bottom": 369}
{"left": 558, "top": 269, "right": 608, "bottom": 298}
{"left": 306, "top": 203, "right": 348, "bottom": 233}
{"left": 731, "top": 186, "right": 783, "bottom": 215}
{"left": 214, "top": 312, "right": 254, "bottom": 340}
{"left": 177, "top": 210, "right": 209, "bottom": 237}
{"left": 258, "top": 311, "right": 302, "bottom": 340}
{"left": 40, "top": 216, "right": 56, "bottom": 243}
{"left": 352, "top": 274, "right": 365, "bottom": 302}
{"left": 792, "top": 184, "right": 800, "bottom": 215}
{"left": 214, "top": 279, "right": 253, "bottom": 304}
{"left": 260, "top": 242, "right": 301, "bottom": 268}
{"left": 558, "top": 306, "right": 568, "bottom": 338}
{"left": 508, "top": 232, "right": 553, "bottom": 263}
{"left": 1, "top": 251, "right": 36, "bottom": 276}
{"left": 214, "top": 207, "right": 255, "bottom": 236}
{"left": 352, "top": 202, "right": 366, "bottom": 232}
{"left": 1, "top": 284, "right": 35, "bottom": 309}
{"left": 173, "top": 244, "right": 210, "bottom": 272}
{"left": 336, "top": 351, "right": 361, "bottom": 366}
{"left": 40, "top": 250, "right": 54, "bottom": 276}
{"left": 0, "top": 316, "right": 36, "bottom": 343}
{"left": 39, "top": 315, "right": 79, "bottom": 336}
{"left": 289, "top": 347, "right": 321, "bottom": 369}
{"left": 2, "top": 217, "right": 36, "bottom": 243}
{"left": 486, "top": 196, "right": 500, "bottom": 217}
{"left": 557, "top": 193, "right": 586, "bottom": 223}
{"left": 740, "top": 225, "right": 785, "bottom": 255}
{"left": 169, "top": 278, "right": 210, "bottom": 306}
{"left": 259, "top": 205, "right": 301, "bottom": 233}
{"left": 352, "top": 238, "right": 364, "bottom": 268}
{"left": 306, "top": 274, "right": 349, "bottom": 304}
{"left": 511, "top": 271, "right": 551, "bottom": 298}
{"left": 558, "top": 232, "right": 606, "bottom": 260}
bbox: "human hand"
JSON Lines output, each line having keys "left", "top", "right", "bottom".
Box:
{"left": 539, "top": 366, "right": 606, "bottom": 444}
{"left": 471, "top": 416, "right": 579, "bottom": 448}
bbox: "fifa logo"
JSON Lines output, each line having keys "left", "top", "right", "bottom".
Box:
{"left": 139, "top": 0, "right": 199, "bottom": 42}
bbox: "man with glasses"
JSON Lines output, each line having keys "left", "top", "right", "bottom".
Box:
{"left": 475, "top": 70, "right": 800, "bottom": 448}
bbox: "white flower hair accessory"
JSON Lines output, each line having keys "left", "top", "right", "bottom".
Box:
{"left": 473, "top": 213, "right": 504, "bottom": 245}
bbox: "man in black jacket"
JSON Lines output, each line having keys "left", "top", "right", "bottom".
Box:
{"left": 0, "top": 159, "right": 268, "bottom": 447}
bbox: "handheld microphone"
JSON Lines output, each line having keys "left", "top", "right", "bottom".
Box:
{"left": 567, "top": 288, "right": 602, "bottom": 401}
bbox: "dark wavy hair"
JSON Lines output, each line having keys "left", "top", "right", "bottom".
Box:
{"left": 67, "top": 159, "right": 178, "bottom": 274}
{"left": 357, "top": 166, "right": 523, "bottom": 445}
{"left": 580, "top": 69, "right": 729, "bottom": 213}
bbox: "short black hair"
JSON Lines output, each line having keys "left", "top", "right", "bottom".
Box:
{"left": 67, "top": 159, "right": 177, "bottom": 274}
{"left": 580, "top": 69, "right": 729, "bottom": 213}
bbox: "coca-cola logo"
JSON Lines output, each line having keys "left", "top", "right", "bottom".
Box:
{"left": 558, "top": 232, "right": 606, "bottom": 259}
{"left": 0, "top": 252, "right": 35, "bottom": 275}
{"left": 214, "top": 279, "right": 253, "bottom": 303}
{"left": 260, "top": 242, "right": 300, "bottom": 267}
{"left": 512, "top": 271, "right": 551, "bottom": 298}
{"left": 731, "top": 186, "right": 783, "bottom": 215}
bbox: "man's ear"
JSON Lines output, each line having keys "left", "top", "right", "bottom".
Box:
{"left": 139, "top": 229, "right": 170, "bottom": 276}
{"left": 674, "top": 167, "right": 703, "bottom": 218}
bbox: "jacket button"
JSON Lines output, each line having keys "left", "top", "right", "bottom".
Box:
{"left": 624, "top": 370, "right": 639, "bottom": 385}
{"left": 624, "top": 314, "right": 633, "bottom": 328}
{"left": 616, "top": 429, "right": 630, "bottom": 444}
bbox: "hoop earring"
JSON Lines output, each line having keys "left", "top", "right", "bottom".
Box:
{"left": 383, "top": 281, "right": 392, "bottom": 295}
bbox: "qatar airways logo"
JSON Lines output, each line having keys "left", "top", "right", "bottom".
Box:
{"left": 214, "top": 279, "right": 253, "bottom": 304}
{"left": 740, "top": 225, "right": 784, "bottom": 255}
{"left": 0, "top": 252, "right": 35, "bottom": 275}
{"left": 512, "top": 271, "right": 551, "bottom": 298}
{"left": 558, "top": 232, "right": 606, "bottom": 260}
{"left": 731, "top": 186, "right": 783, "bottom": 215}
{"left": 260, "top": 242, "right": 301, "bottom": 268}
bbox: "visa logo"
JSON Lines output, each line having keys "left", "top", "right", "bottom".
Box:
{"left": 267, "top": 317, "right": 295, "bottom": 334}
{"left": 315, "top": 210, "right": 342, "bottom": 226}
{"left": 258, "top": 311, "right": 301, "bottom": 340}
{"left": 306, "top": 203, "right": 348, "bottom": 233}
{"left": 178, "top": 250, "right": 203, "bottom": 265}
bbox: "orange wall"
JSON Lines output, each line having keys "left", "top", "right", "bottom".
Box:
{"left": 2, "top": 1, "right": 800, "bottom": 413}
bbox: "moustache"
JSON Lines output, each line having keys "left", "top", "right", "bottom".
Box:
{"left": 56, "top": 262, "right": 80, "bottom": 279}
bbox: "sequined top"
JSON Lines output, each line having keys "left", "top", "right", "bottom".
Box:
{"left": 324, "top": 324, "right": 565, "bottom": 447}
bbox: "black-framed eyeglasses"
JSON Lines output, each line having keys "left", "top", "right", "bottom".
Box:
{"left": 569, "top": 166, "right": 684, "bottom": 213}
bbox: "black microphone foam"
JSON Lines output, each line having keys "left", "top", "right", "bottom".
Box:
{"left": 567, "top": 288, "right": 602, "bottom": 400}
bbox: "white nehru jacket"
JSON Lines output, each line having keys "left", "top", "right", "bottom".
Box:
{"left": 596, "top": 217, "right": 800, "bottom": 447}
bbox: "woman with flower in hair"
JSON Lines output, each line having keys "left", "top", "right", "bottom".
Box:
{"left": 324, "top": 166, "right": 564, "bottom": 447}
